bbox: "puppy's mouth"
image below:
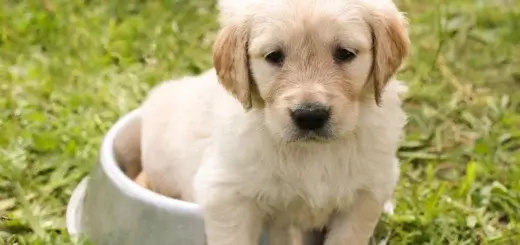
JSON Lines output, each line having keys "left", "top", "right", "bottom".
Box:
{"left": 286, "top": 128, "right": 335, "bottom": 143}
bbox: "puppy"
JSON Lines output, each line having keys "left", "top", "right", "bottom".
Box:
{"left": 139, "top": 0, "right": 410, "bottom": 244}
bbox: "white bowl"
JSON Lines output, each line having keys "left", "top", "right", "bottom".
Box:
{"left": 66, "top": 109, "right": 248, "bottom": 245}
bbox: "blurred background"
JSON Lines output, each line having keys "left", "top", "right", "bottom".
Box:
{"left": 0, "top": 0, "right": 518, "bottom": 244}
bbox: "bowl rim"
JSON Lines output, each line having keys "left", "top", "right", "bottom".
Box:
{"left": 66, "top": 109, "right": 202, "bottom": 237}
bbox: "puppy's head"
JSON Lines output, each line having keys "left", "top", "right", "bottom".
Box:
{"left": 213, "top": 0, "right": 410, "bottom": 142}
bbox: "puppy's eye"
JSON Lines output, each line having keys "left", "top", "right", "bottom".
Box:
{"left": 265, "top": 50, "right": 285, "bottom": 66}
{"left": 333, "top": 48, "right": 356, "bottom": 63}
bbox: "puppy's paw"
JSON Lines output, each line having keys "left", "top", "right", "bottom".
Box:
{"left": 134, "top": 172, "right": 148, "bottom": 189}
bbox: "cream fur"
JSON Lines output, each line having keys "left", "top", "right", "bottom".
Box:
{"left": 139, "top": 0, "right": 410, "bottom": 244}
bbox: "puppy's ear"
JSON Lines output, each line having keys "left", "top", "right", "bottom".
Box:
{"left": 213, "top": 25, "right": 254, "bottom": 110}
{"left": 367, "top": 5, "right": 410, "bottom": 106}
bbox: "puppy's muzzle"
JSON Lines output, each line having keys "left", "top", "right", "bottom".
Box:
{"left": 290, "top": 103, "right": 330, "bottom": 131}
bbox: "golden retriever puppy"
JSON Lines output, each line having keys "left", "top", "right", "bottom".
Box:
{"left": 139, "top": 0, "right": 410, "bottom": 244}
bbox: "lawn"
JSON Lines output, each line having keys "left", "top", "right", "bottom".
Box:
{"left": 0, "top": 0, "right": 519, "bottom": 244}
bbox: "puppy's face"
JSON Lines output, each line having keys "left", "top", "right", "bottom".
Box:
{"left": 248, "top": 3, "right": 373, "bottom": 141}
{"left": 214, "top": 0, "right": 410, "bottom": 142}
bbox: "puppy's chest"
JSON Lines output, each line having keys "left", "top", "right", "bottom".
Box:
{"left": 256, "top": 160, "right": 359, "bottom": 229}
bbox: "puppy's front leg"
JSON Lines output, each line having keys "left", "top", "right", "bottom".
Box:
{"left": 199, "top": 191, "right": 263, "bottom": 245}
{"left": 324, "top": 191, "right": 385, "bottom": 245}
{"left": 268, "top": 224, "right": 299, "bottom": 245}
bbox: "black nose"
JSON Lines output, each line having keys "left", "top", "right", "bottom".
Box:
{"left": 290, "top": 104, "right": 330, "bottom": 130}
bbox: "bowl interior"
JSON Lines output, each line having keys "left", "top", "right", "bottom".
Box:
{"left": 112, "top": 110, "right": 143, "bottom": 180}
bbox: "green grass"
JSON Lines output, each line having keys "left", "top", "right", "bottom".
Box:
{"left": 0, "top": 0, "right": 518, "bottom": 244}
